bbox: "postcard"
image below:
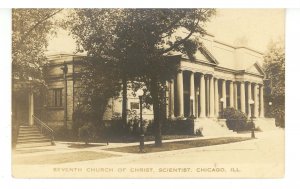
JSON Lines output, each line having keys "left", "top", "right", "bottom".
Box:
{"left": 12, "top": 8, "right": 285, "bottom": 178}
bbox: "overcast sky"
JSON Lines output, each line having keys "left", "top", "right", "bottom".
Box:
{"left": 47, "top": 9, "right": 285, "bottom": 54}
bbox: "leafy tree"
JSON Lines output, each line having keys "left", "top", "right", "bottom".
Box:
{"left": 68, "top": 9, "right": 216, "bottom": 146}
{"left": 75, "top": 58, "right": 122, "bottom": 126}
{"left": 12, "top": 9, "right": 62, "bottom": 81}
{"left": 67, "top": 9, "right": 124, "bottom": 129}
{"left": 115, "top": 9, "right": 216, "bottom": 146}
{"left": 263, "top": 40, "right": 285, "bottom": 127}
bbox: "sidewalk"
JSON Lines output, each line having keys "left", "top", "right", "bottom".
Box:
{"left": 13, "top": 130, "right": 256, "bottom": 158}
{"left": 12, "top": 129, "right": 284, "bottom": 178}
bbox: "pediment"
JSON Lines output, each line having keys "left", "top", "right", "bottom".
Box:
{"left": 245, "top": 62, "right": 265, "bottom": 76}
{"left": 168, "top": 44, "right": 219, "bottom": 65}
{"left": 196, "top": 44, "right": 219, "bottom": 65}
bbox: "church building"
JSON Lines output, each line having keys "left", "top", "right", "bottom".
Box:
{"left": 12, "top": 33, "right": 275, "bottom": 137}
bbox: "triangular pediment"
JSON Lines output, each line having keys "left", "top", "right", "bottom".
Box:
{"left": 168, "top": 44, "right": 219, "bottom": 64}
{"left": 245, "top": 62, "right": 265, "bottom": 76}
{"left": 196, "top": 45, "right": 219, "bottom": 64}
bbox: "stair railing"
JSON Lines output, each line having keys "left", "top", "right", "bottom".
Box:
{"left": 32, "top": 115, "right": 55, "bottom": 145}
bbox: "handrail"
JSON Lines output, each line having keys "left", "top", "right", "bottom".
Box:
{"left": 32, "top": 115, "right": 55, "bottom": 145}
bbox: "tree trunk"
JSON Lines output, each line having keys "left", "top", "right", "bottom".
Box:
{"left": 151, "top": 78, "right": 162, "bottom": 147}
{"left": 122, "top": 77, "right": 128, "bottom": 128}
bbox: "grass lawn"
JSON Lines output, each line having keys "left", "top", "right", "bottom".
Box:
{"left": 67, "top": 143, "right": 106, "bottom": 149}
{"left": 13, "top": 151, "right": 120, "bottom": 165}
{"left": 57, "top": 134, "right": 198, "bottom": 143}
{"left": 103, "top": 134, "right": 199, "bottom": 143}
{"left": 14, "top": 149, "right": 54, "bottom": 154}
{"left": 105, "top": 137, "right": 252, "bottom": 154}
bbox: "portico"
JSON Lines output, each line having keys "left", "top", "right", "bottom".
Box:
{"left": 166, "top": 44, "right": 266, "bottom": 120}
{"left": 168, "top": 70, "right": 264, "bottom": 119}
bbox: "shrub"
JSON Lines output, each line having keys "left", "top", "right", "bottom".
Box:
{"left": 78, "top": 123, "right": 93, "bottom": 144}
{"left": 146, "top": 119, "right": 194, "bottom": 135}
{"left": 55, "top": 126, "right": 73, "bottom": 140}
{"left": 127, "top": 109, "right": 140, "bottom": 135}
{"left": 221, "top": 108, "right": 248, "bottom": 131}
{"left": 195, "top": 128, "right": 203, "bottom": 136}
{"left": 72, "top": 104, "right": 93, "bottom": 137}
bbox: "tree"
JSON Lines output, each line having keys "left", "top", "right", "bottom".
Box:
{"left": 67, "top": 9, "right": 124, "bottom": 129}
{"left": 12, "top": 9, "right": 63, "bottom": 81}
{"left": 263, "top": 39, "right": 285, "bottom": 127}
{"left": 75, "top": 57, "right": 122, "bottom": 126}
{"left": 67, "top": 9, "right": 216, "bottom": 146}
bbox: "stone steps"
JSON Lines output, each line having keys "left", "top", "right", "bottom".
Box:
{"left": 194, "top": 118, "right": 235, "bottom": 137}
{"left": 254, "top": 118, "right": 278, "bottom": 131}
{"left": 16, "top": 126, "right": 53, "bottom": 150}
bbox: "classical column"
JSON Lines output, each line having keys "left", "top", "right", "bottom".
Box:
{"left": 254, "top": 83, "right": 259, "bottom": 118}
{"left": 206, "top": 75, "right": 210, "bottom": 117}
{"left": 240, "top": 82, "right": 246, "bottom": 113}
{"left": 195, "top": 78, "right": 198, "bottom": 118}
{"left": 259, "top": 85, "right": 265, "bottom": 117}
{"left": 247, "top": 82, "right": 252, "bottom": 118}
{"left": 170, "top": 79, "right": 175, "bottom": 118}
{"left": 165, "top": 81, "right": 169, "bottom": 118}
{"left": 28, "top": 91, "right": 34, "bottom": 126}
{"left": 200, "top": 74, "right": 206, "bottom": 118}
{"left": 222, "top": 79, "right": 227, "bottom": 109}
{"left": 234, "top": 82, "right": 238, "bottom": 109}
{"left": 177, "top": 71, "right": 184, "bottom": 117}
{"left": 214, "top": 78, "right": 219, "bottom": 117}
{"left": 190, "top": 72, "right": 195, "bottom": 116}
{"left": 229, "top": 81, "right": 234, "bottom": 107}
{"left": 209, "top": 75, "right": 215, "bottom": 117}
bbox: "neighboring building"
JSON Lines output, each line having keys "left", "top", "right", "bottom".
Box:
{"left": 12, "top": 34, "right": 275, "bottom": 135}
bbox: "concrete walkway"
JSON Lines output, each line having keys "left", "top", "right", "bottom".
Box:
{"left": 13, "top": 131, "right": 255, "bottom": 157}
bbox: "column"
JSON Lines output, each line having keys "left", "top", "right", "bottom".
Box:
{"left": 200, "top": 74, "right": 206, "bottom": 118}
{"left": 166, "top": 81, "right": 169, "bottom": 118}
{"left": 222, "top": 79, "right": 227, "bottom": 109}
{"left": 240, "top": 82, "right": 246, "bottom": 113}
{"left": 206, "top": 75, "right": 210, "bottom": 117}
{"left": 194, "top": 76, "right": 198, "bottom": 118}
{"left": 209, "top": 75, "right": 215, "bottom": 117}
{"left": 234, "top": 82, "right": 238, "bottom": 109}
{"left": 229, "top": 81, "right": 234, "bottom": 107}
{"left": 247, "top": 82, "right": 252, "bottom": 118}
{"left": 254, "top": 83, "right": 259, "bottom": 118}
{"left": 190, "top": 72, "right": 195, "bottom": 116}
{"left": 177, "top": 71, "right": 184, "bottom": 117}
{"left": 170, "top": 79, "right": 175, "bottom": 118}
{"left": 28, "top": 91, "right": 34, "bottom": 126}
{"left": 214, "top": 78, "right": 219, "bottom": 117}
{"left": 259, "top": 85, "right": 265, "bottom": 117}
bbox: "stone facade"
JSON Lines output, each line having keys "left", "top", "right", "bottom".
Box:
{"left": 165, "top": 36, "right": 266, "bottom": 120}
{"left": 28, "top": 34, "right": 268, "bottom": 132}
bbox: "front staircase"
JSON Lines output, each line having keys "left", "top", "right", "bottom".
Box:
{"left": 16, "top": 126, "right": 53, "bottom": 149}
{"left": 15, "top": 116, "right": 55, "bottom": 150}
{"left": 253, "top": 118, "right": 278, "bottom": 131}
{"left": 194, "top": 118, "right": 235, "bottom": 137}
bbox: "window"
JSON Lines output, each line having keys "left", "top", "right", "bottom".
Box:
{"left": 130, "top": 102, "right": 139, "bottom": 110}
{"left": 48, "top": 88, "right": 63, "bottom": 107}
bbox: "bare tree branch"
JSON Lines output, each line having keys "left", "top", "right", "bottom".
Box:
{"left": 16, "top": 9, "right": 63, "bottom": 47}
{"left": 161, "top": 18, "right": 200, "bottom": 54}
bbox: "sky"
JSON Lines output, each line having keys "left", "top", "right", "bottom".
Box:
{"left": 47, "top": 9, "right": 285, "bottom": 54}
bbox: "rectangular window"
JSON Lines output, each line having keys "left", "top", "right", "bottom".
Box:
{"left": 130, "top": 102, "right": 139, "bottom": 110}
{"left": 48, "top": 88, "right": 63, "bottom": 107}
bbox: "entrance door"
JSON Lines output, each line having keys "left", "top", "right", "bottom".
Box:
{"left": 12, "top": 91, "right": 29, "bottom": 126}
